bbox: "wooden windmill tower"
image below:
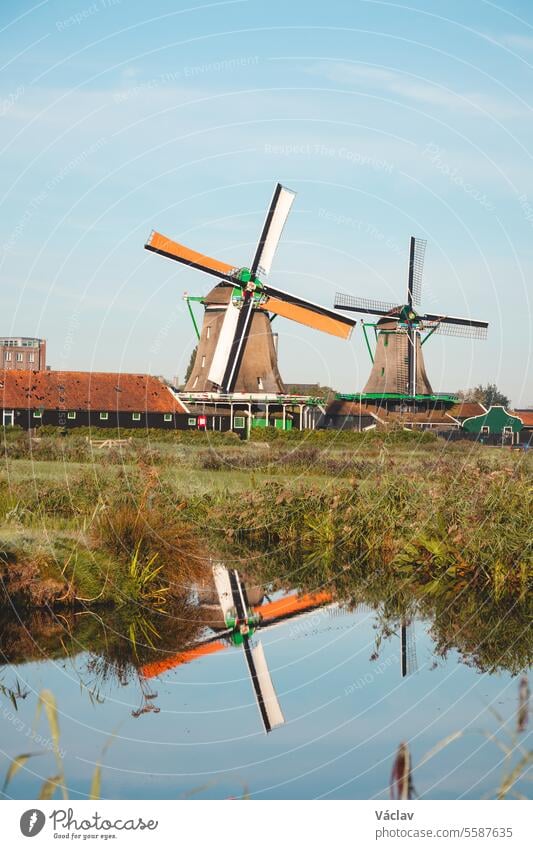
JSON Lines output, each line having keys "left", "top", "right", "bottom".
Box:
{"left": 334, "top": 237, "right": 488, "bottom": 400}
{"left": 145, "top": 184, "right": 356, "bottom": 395}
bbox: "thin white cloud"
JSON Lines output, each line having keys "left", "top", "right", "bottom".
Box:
{"left": 499, "top": 33, "right": 533, "bottom": 51}
{"left": 308, "top": 62, "right": 529, "bottom": 120}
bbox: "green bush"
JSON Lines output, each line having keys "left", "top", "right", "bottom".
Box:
{"left": 37, "top": 425, "right": 240, "bottom": 444}
{"left": 248, "top": 425, "right": 437, "bottom": 445}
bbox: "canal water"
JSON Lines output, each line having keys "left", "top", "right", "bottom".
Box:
{"left": 0, "top": 582, "right": 529, "bottom": 800}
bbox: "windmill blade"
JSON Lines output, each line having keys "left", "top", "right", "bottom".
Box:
{"left": 212, "top": 562, "right": 234, "bottom": 619}
{"left": 250, "top": 184, "right": 296, "bottom": 279}
{"left": 140, "top": 637, "right": 230, "bottom": 680}
{"left": 145, "top": 231, "right": 238, "bottom": 282}
{"left": 254, "top": 591, "right": 334, "bottom": 627}
{"left": 334, "top": 293, "right": 401, "bottom": 317}
{"left": 207, "top": 299, "right": 241, "bottom": 387}
{"left": 228, "top": 568, "right": 248, "bottom": 620}
{"left": 407, "top": 237, "right": 427, "bottom": 306}
{"left": 400, "top": 620, "right": 417, "bottom": 678}
{"left": 261, "top": 285, "right": 356, "bottom": 339}
{"left": 429, "top": 322, "right": 488, "bottom": 340}
{"left": 243, "top": 639, "right": 285, "bottom": 733}
{"left": 423, "top": 313, "right": 488, "bottom": 340}
{"left": 221, "top": 295, "right": 255, "bottom": 391}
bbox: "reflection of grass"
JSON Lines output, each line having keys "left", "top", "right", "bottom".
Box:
{"left": 395, "top": 676, "right": 532, "bottom": 799}
{"left": 3, "top": 688, "right": 114, "bottom": 800}
{"left": 0, "top": 675, "right": 28, "bottom": 710}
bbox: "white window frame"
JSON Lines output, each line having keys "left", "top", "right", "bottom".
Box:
{"left": 132, "top": 413, "right": 141, "bottom": 421}
{"left": 33, "top": 410, "right": 42, "bottom": 419}
{"left": 188, "top": 417, "right": 196, "bottom": 426}
{"left": 16, "top": 352, "right": 23, "bottom": 362}
{"left": 4, "top": 352, "right": 11, "bottom": 361}
{"left": 99, "top": 412, "right": 109, "bottom": 421}
{"left": 67, "top": 412, "right": 76, "bottom": 420}
{"left": 233, "top": 416, "right": 245, "bottom": 429}
{"left": 164, "top": 413, "right": 173, "bottom": 422}
{"left": 481, "top": 425, "right": 489, "bottom": 435}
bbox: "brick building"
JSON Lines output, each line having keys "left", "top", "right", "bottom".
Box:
{"left": 1, "top": 337, "right": 46, "bottom": 371}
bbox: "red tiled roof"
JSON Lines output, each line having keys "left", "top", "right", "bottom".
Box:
{"left": 447, "top": 402, "right": 486, "bottom": 420}
{"left": 514, "top": 409, "right": 533, "bottom": 427}
{"left": 0, "top": 370, "right": 187, "bottom": 413}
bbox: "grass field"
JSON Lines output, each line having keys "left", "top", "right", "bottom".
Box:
{"left": 0, "top": 428, "right": 531, "bottom": 616}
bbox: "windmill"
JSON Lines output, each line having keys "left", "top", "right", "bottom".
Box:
{"left": 334, "top": 237, "right": 488, "bottom": 398}
{"left": 140, "top": 563, "right": 334, "bottom": 733}
{"left": 145, "top": 184, "right": 356, "bottom": 394}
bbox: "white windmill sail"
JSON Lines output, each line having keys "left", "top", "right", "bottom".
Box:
{"left": 212, "top": 562, "right": 234, "bottom": 618}
{"left": 207, "top": 298, "right": 240, "bottom": 386}
{"left": 252, "top": 184, "right": 296, "bottom": 278}
{"left": 249, "top": 641, "right": 285, "bottom": 731}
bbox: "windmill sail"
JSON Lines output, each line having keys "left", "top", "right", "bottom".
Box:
{"left": 422, "top": 312, "right": 488, "bottom": 338}
{"left": 221, "top": 295, "right": 256, "bottom": 392}
{"left": 251, "top": 184, "right": 296, "bottom": 278}
{"left": 400, "top": 620, "right": 417, "bottom": 678}
{"left": 145, "top": 231, "right": 237, "bottom": 282}
{"left": 246, "top": 641, "right": 285, "bottom": 732}
{"left": 261, "top": 286, "right": 355, "bottom": 339}
{"left": 212, "top": 562, "right": 235, "bottom": 618}
{"left": 207, "top": 298, "right": 241, "bottom": 387}
{"left": 407, "top": 237, "right": 427, "bottom": 306}
{"left": 334, "top": 294, "right": 401, "bottom": 317}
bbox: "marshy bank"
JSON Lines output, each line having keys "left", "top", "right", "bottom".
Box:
{"left": 0, "top": 428, "right": 531, "bottom": 614}
{"left": 0, "top": 464, "right": 207, "bottom": 610}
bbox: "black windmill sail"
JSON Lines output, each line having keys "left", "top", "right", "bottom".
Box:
{"left": 400, "top": 617, "right": 417, "bottom": 678}
{"left": 214, "top": 564, "right": 285, "bottom": 733}
{"left": 334, "top": 237, "right": 488, "bottom": 398}
{"left": 406, "top": 237, "right": 426, "bottom": 396}
{"left": 145, "top": 183, "right": 355, "bottom": 394}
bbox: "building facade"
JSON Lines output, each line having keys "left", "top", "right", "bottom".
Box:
{"left": 0, "top": 370, "right": 190, "bottom": 430}
{"left": 1, "top": 337, "right": 46, "bottom": 371}
{"left": 461, "top": 405, "right": 524, "bottom": 444}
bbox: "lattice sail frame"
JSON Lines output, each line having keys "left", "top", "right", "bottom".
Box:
{"left": 424, "top": 320, "right": 488, "bottom": 340}
{"left": 409, "top": 237, "right": 427, "bottom": 305}
{"left": 333, "top": 293, "right": 401, "bottom": 315}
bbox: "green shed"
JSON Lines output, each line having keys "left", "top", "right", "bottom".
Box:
{"left": 462, "top": 405, "right": 522, "bottom": 443}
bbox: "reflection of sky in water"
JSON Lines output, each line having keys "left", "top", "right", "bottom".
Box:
{"left": 0, "top": 607, "right": 528, "bottom": 800}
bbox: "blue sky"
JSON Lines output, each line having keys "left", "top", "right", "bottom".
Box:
{"left": 1, "top": 0, "right": 532, "bottom": 404}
